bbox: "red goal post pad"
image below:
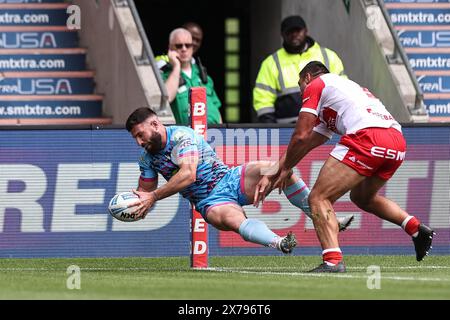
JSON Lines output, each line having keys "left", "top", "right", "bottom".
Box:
{"left": 189, "top": 87, "right": 208, "bottom": 268}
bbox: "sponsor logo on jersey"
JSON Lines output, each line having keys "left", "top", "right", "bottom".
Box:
{"left": 322, "top": 107, "right": 338, "bottom": 132}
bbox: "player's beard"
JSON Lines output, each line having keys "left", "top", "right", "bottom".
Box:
{"left": 145, "top": 132, "right": 163, "bottom": 154}
{"left": 283, "top": 40, "right": 306, "bottom": 54}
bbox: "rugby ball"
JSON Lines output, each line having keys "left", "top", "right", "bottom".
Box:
{"left": 108, "top": 192, "right": 141, "bottom": 222}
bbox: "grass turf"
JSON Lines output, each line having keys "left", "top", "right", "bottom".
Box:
{"left": 0, "top": 255, "right": 449, "bottom": 300}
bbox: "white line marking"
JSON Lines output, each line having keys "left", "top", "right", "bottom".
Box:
{"left": 206, "top": 268, "right": 450, "bottom": 282}
{"left": 202, "top": 266, "right": 450, "bottom": 270}
{"left": 1, "top": 266, "right": 449, "bottom": 283}
{"left": 0, "top": 267, "right": 175, "bottom": 272}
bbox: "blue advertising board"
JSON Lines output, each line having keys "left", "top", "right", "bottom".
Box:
{"left": 0, "top": 99, "right": 102, "bottom": 118}
{"left": 385, "top": 0, "right": 450, "bottom": 3}
{"left": 0, "top": 9, "right": 70, "bottom": 26}
{"left": 417, "top": 74, "right": 450, "bottom": 93}
{"left": 0, "top": 0, "right": 64, "bottom": 3}
{"left": 424, "top": 98, "right": 450, "bottom": 116}
{"left": 398, "top": 30, "right": 450, "bottom": 48}
{"left": 408, "top": 52, "right": 450, "bottom": 70}
{"left": 0, "top": 53, "right": 86, "bottom": 71}
{"left": 388, "top": 7, "right": 450, "bottom": 26}
{"left": 0, "top": 31, "right": 78, "bottom": 49}
{"left": 0, "top": 127, "right": 448, "bottom": 258}
{"left": 0, "top": 76, "right": 94, "bottom": 95}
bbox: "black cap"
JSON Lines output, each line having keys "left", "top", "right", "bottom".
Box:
{"left": 281, "top": 15, "right": 307, "bottom": 33}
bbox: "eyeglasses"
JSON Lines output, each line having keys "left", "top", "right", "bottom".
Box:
{"left": 174, "top": 43, "right": 193, "bottom": 49}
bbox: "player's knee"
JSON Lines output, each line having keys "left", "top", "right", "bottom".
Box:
{"left": 207, "top": 210, "right": 237, "bottom": 232}
{"left": 221, "top": 218, "right": 241, "bottom": 232}
{"left": 350, "top": 191, "right": 370, "bottom": 211}
{"left": 308, "top": 189, "right": 322, "bottom": 208}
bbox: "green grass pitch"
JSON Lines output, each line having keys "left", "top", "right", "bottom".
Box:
{"left": 1, "top": 255, "right": 449, "bottom": 299}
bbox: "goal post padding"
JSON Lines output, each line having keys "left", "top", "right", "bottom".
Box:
{"left": 189, "top": 87, "right": 208, "bottom": 268}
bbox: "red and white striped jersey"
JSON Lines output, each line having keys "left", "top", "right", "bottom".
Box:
{"left": 300, "top": 73, "right": 402, "bottom": 138}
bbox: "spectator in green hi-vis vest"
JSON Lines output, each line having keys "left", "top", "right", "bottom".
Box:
{"left": 156, "top": 28, "right": 222, "bottom": 125}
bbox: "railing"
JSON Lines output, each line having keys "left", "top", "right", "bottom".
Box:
{"left": 113, "top": 0, "right": 170, "bottom": 115}
{"left": 372, "top": 0, "right": 427, "bottom": 116}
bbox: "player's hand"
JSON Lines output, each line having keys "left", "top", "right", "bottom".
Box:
{"left": 128, "top": 190, "right": 158, "bottom": 220}
{"left": 253, "top": 175, "right": 273, "bottom": 208}
{"left": 168, "top": 49, "right": 181, "bottom": 69}
{"left": 273, "top": 168, "right": 293, "bottom": 194}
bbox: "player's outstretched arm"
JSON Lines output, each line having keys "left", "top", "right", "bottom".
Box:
{"left": 137, "top": 176, "right": 158, "bottom": 193}
{"left": 254, "top": 113, "right": 327, "bottom": 205}
{"left": 281, "top": 112, "right": 323, "bottom": 171}
{"left": 274, "top": 130, "right": 327, "bottom": 192}
{"left": 131, "top": 156, "right": 199, "bottom": 219}
{"left": 152, "top": 156, "right": 198, "bottom": 201}
{"left": 253, "top": 167, "right": 293, "bottom": 207}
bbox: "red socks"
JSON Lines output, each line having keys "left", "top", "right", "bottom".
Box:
{"left": 402, "top": 216, "right": 420, "bottom": 237}
{"left": 322, "top": 248, "right": 343, "bottom": 266}
{"left": 320, "top": 216, "right": 420, "bottom": 266}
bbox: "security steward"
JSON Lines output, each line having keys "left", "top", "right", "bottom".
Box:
{"left": 253, "top": 15, "right": 346, "bottom": 123}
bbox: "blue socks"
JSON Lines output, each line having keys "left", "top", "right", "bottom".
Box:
{"left": 237, "top": 179, "right": 312, "bottom": 249}
{"left": 283, "top": 179, "right": 312, "bottom": 219}
{"left": 238, "top": 218, "right": 279, "bottom": 248}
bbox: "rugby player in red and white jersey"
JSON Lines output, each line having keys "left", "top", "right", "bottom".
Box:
{"left": 254, "top": 61, "right": 435, "bottom": 272}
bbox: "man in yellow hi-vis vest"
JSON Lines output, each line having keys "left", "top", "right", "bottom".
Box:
{"left": 253, "top": 15, "right": 346, "bottom": 123}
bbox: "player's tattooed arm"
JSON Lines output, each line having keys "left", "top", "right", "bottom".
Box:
{"left": 132, "top": 156, "right": 199, "bottom": 219}
{"left": 153, "top": 156, "right": 198, "bottom": 201}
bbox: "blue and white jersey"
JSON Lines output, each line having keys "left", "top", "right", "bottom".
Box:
{"left": 138, "top": 126, "right": 230, "bottom": 204}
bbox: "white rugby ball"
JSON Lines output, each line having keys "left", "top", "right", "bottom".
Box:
{"left": 108, "top": 192, "right": 141, "bottom": 222}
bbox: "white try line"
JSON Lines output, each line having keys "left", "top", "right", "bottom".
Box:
{"left": 1, "top": 265, "right": 449, "bottom": 273}
{"left": 349, "top": 266, "right": 450, "bottom": 270}
{"left": 205, "top": 268, "right": 450, "bottom": 282}
{"left": 0, "top": 267, "right": 181, "bottom": 272}
{"left": 215, "top": 266, "right": 450, "bottom": 270}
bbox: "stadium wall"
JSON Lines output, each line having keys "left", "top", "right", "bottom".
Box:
{"left": 0, "top": 126, "right": 448, "bottom": 258}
